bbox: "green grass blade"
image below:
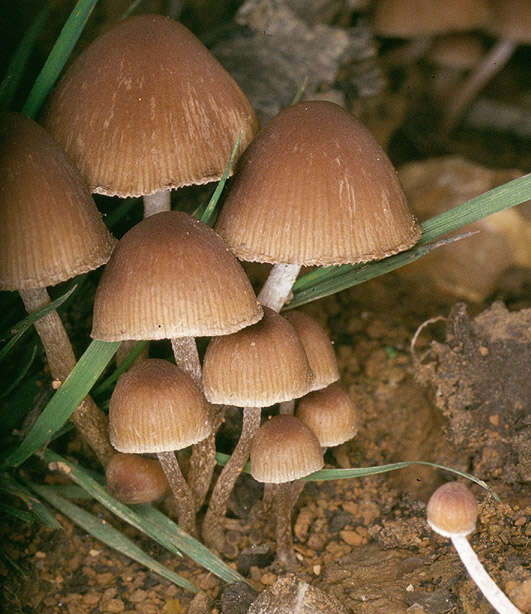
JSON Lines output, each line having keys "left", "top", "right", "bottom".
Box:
{"left": 0, "top": 5, "right": 50, "bottom": 111}
{"left": 200, "top": 131, "right": 243, "bottom": 226}
{"left": 291, "top": 76, "right": 308, "bottom": 105}
{"left": 93, "top": 341, "right": 148, "bottom": 396}
{"left": 6, "top": 340, "right": 120, "bottom": 467}
{"left": 0, "top": 473, "right": 62, "bottom": 528}
{"left": 22, "top": 0, "right": 100, "bottom": 118}
{"left": 0, "top": 285, "right": 77, "bottom": 361}
{"left": 290, "top": 174, "right": 531, "bottom": 308}
{"left": 45, "top": 450, "right": 247, "bottom": 585}
{"left": 0, "top": 345, "right": 38, "bottom": 399}
{"left": 27, "top": 481, "right": 197, "bottom": 592}
{"left": 0, "top": 502, "right": 35, "bottom": 524}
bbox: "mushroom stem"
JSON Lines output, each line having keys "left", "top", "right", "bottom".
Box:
{"left": 278, "top": 399, "right": 295, "bottom": 415}
{"left": 202, "top": 406, "right": 261, "bottom": 551}
{"left": 273, "top": 482, "right": 297, "bottom": 567}
{"left": 157, "top": 450, "right": 198, "bottom": 537}
{"left": 143, "top": 190, "right": 171, "bottom": 217}
{"left": 258, "top": 263, "right": 301, "bottom": 312}
{"left": 450, "top": 534, "right": 521, "bottom": 614}
{"left": 443, "top": 38, "right": 516, "bottom": 133}
{"left": 19, "top": 287, "right": 113, "bottom": 467}
{"left": 171, "top": 336, "right": 217, "bottom": 511}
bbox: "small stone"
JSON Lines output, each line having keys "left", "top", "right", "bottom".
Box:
{"left": 339, "top": 529, "right": 364, "bottom": 546}
{"left": 237, "top": 544, "right": 274, "bottom": 576}
{"left": 83, "top": 592, "right": 101, "bottom": 605}
{"left": 221, "top": 581, "right": 258, "bottom": 614}
{"left": 260, "top": 572, "right": 277, "bottom": 585}
{"left": 129, "top": 589, "right": 148, "bottom": 603}
{"left": 102, "top": 598, "right": 125, "bottom": 612}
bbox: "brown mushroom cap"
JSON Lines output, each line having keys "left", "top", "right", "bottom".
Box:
{"left": 250, "top": 415, "right": 324, "bottom": 483}
{"left": 296, "top": 382, "right": 358, "bottom": 447}
{"left": 109, "top": 358, "right": 211, "bottom": 453}
{"left": 43, "top": 14, "right": 259, "bottom": 198}
{"left": 215, "top": 101, "right": 420, "bottom": 266}
{"left": 105, "top": 453, "right": 169, "bottom": 504}
{"left": 0, "top": 112, "right": 115, "bottom": 290}
{"left": 427, "top": 482, "right": 478, "bottom": 537}
{"left": 202, "top": 307, "right": 313, "bottom": 406}
{"left": 91, "top": 211, "right": 262, "bottom": 340}
{"left": 373, "top": 0, "right": 490, "bottom": 38}
{"left": 427, "top": 34, "right": 485, "bottom": 71}
{"left": 283, "top": 310, "right": 339, "bottom": 391}
{"left": 487, "top": 0, "right": 531, "bottom": 43}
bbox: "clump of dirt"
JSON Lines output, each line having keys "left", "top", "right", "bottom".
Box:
{"left": 415, "top": 301, "right": 531, "bottom": 484}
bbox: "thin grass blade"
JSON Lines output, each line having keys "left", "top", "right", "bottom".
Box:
{"left": 0, "top": 285, "right": 77, "bottom": 361}
{"left": 0, "top": 473, "right": 62, "bottom": 528}
{"left": 93, "top": 341, "right": 148, "bottom": 396}
{"left": 27, "top": 481, "right": 197, "bottom": 592}
{"left": 0, "top": 345, "right": 38, "bottom": 399}
{"left": 22, "top": 0, "right": 100, "bottom": 118}
{"left": 0, "top": 5, "right": 50, "bottom": 111}
{"left": 6, "top": 340, "right": 120, "bottom": 467}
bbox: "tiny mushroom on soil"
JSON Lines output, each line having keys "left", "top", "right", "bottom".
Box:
{"left": 250, "top": 415, "right": 324, "bottom": 567}
{"left": 201, "top": 307, "right": 313, "bottom": 551}
{"left": 216, "top": 100, "right": 421, "bottom": 312}
{"left": 105, "top": 453, "right": 169, "bottom": 505}
{"left": 109, "top": 359, "right": 211, "bottom": 536}
{"left": 0, "top": 112, "right": 116, "bottom": 466}
{"left": 427, "top": 482, "right": 522, "bottom": 614}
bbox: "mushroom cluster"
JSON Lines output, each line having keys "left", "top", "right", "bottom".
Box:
{"left": 2, "top": 13, "right": 430, "bottom": 569}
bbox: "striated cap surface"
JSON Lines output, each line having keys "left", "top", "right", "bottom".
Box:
{"left": 427, "top": 482, "right": 478, "bottom": 537}
{"left": 43, "top": 14, "right": 259, "bottom": 197}
{"left": 215, "top": 101, "right": 420, "bottom": 266}
{"left": 250, "top": 415, "right": 324, "bottom": 483}
{"left": 92, "top": 211, "right": 262, "bottom": 340}
{"left": 109, "top": 359, "right": 211, "bottom": 453}
{"left": 0, "top": 112, "right": 115, "bottom": 290}
{"left": 203, "top": 307, "right": 313, "bottom": 406}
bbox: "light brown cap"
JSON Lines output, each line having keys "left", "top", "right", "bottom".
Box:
{"left": 487, "top": 0, "right": 531, "bottom": 43}
{"left": 0, "top": 112, "right": 115, "bottom": 291}
{"left": 109, "top": 358, "right": 211, "bottom": 453}
{"left": 250, "top": 415, "right": 324, "bottom": 483}
{"left": 283, "top": 310, "right": 339, "bottom": 391}
{"left": 427, "top": 482, "right": 478, "bottom": 537}
{"left": 215, "top": 101, "right": 420, "bottom": 266}
{"left": 296, "top": 382, "right": 358, "bottom": 447}
{"left": 91, "top": 211, "right": 262, "bottom": 340}
{"left": 202, "top": 307, "right": 313, "bottom": 406}
{"left": 373, "top": 0, "right": 490, "bottom": 38}
{"left": 427, "top": 34, "right": 484, "bottom": 70}
{"left": 43, "top": 14, "right": 259, "bottom": 197}
{"left": 105, "top": 453, "right": 169, "bottom": 504}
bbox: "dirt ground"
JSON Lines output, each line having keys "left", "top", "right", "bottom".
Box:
{"left": 1, "top": 1, "right": 530, "bottom": 613}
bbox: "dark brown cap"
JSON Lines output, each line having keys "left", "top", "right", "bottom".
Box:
{"left": 215, "top": 101, "right": 420, "bottom": 266}
{"left": 43, "top": 14, "right": 259, "bottom": 197}
{"left": 109, "top": 358, "right": 211, "bottom": 453}
{"left": 105, "top": 453, "right": 169, "bottom": 504}
{"left": 0, "top": 112, "right": 115, "bottom": 290}
{"left": 202, "top": 307, "right": 313, "bottom": 406}
{"left": 92, "top": 211, "right": 262, "bottom": 340}
{"left": 427, "top": 482, "right": 478, "bottom": 537}
{"left": 250, "top": 415, "right": 324, "bottom": 483}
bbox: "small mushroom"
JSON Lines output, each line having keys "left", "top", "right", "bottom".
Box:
{"left": 427, "top": 482, "right": 522, "bottom": 614}
{"left": 105, "top": 453, "right": 169, "bottom": 504}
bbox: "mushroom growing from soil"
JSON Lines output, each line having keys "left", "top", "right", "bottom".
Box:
{"left": 427, "top": 482, "right": 522, "bottom": 614}
{"left": 0, "top": 112, "right": 116, "bottom": 466}
{"left": 250, "top": 415, "right": 324, "bottom": 567}
{"left": 216, "top": 100, "right": 421, "bottom": 312}
{"left": 105, "top": 453, "right": 169, "bottom": 505}
{"left": 201, "top": 307, "right": 313, "bottom": 551}
{"left": 92, "top": 211, "right": 262, "bottom": 510}
{"left": 109, "top": 359, "right": 211, "bottom": 536}
{"left": 43, "top": 13, "right": 258, "bottom": 216}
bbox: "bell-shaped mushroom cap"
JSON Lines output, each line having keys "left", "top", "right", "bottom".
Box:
{"left": 427, "top": 482, "right": 478, "bottom": 538}
{"left": 109, "top": 358, "right": 211, "bottom": 453}
{"left": 0, "top": 112, "right": 115, "bottom": 290}
{"left": 373, "top": 0, "right": 490, "bottom": 38}
{"left": 296, "top": 382, "right": 358, "bottom": 447}
{"left": 202, "top": 307, "right": 313, "bottom": 407}
{"left": 91, "top": 211, "right": 262, "bottom": 340}
{"left": 105, "top": 453, "right": 169, "bottom": 504}
{"left": 250, "top": 415, "right": 324, "bottom": 484}
{"left": 283, "top": 310, "right": 339, "bottom": 391}
{"left": 42, "top": 14, "right": 259, "bottom": 198}
{"left": 215, "top": 101, "right": 421, "bottom": 266}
